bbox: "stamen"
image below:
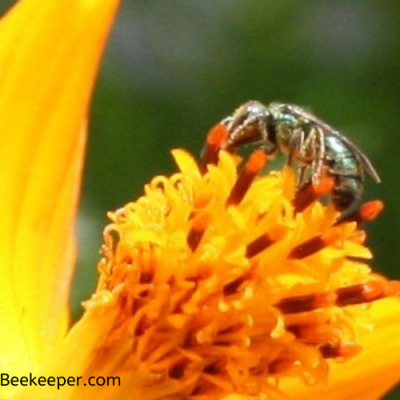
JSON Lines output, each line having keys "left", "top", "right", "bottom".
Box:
{"left": 293, "top": 177, "right": 334, "bottom": 213}
{"left": 223, "top": 276, "right": 246, "bottom": 296}
{"left": 336, "top": 280, "right": 400, "bottom": 306}
{"left": 268, "top": 359, "right": 295, "bottom": 374}
{"left": 287, "top": 321, "right": 344, "bottom": 347}
{"left": 246, "top": 225, "right": 287, "bottom": 258}
{"left": 336, "top": 200, "right": 384, "bottom": 225}
{"left": 276, "top": 280, "right": 400, "bottom": 315}
{"left": 289, "top": 228, "right": 342, "bottom": 259}
{"left": 169, "top": 361, "right": 186, "bottom": 379}
{"left": 275, "top": 292, "right": 337, "bottom": 314}
{"left": 246, "top": 235, "right": 274, "bottom": 258}
{"left": 320, "top": 342, "right": 361, "bottom": 359}
{"left": 360, "top": 200, "right": 384, "bottom": 220}
{"left": 187, "top": 213, "right": 209, "bottom": 252}
{"left": 226, "top": 149, "right": 267, "bottom": 206}
{"left": 200, "top": 124, "right": 228, "bottom": 173}
{"left": 289, "top": 237, "right": 325, "bottom": 259}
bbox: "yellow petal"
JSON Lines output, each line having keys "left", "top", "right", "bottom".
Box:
{"left": 0, "top": 0, "right": 119, "bottom": 380}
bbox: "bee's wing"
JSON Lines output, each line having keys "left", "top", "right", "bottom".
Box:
{"left": 275, "top": 104, "right": 381, "bottom": 183}
{"left": 326, "top": 128, "right": 381, "bottom": 183}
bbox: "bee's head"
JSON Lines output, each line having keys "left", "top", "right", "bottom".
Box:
{"left": 223, "top": 100, "right": 275, "bottom": 151}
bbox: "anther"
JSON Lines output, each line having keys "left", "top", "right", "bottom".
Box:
{"left": 268, "top": 359, "right": 295, "bottom": 374}
{"left": 203, "top": 362, "right": 220, "bottom": 375}
{"left": 246, "top": 235, "right": 274, "bottom": 258}
{"left": 200, "top": 124, "right": 229, "bottom": 173}
{"left": 276, "top": 280, "right": 400, "bottom": 315}
{"left": 226, "top": 149, "right": 267, "bottom": 206}
{"left": 336, "top": 200, "right": 384, "bottom": 226}
{"left": 246, "top": 225, "right": 287, "bottom": 258}
{"left": 289, "top": 228, "right": 342, "bottom": 259}
{"left": 169, "top": 361, "right": 186, "bottom": 379}
{"left": 336, "top": 280, "right": 400, "bottom": 306}
{"left": 275, "top": 292, "right": 337, "bottom": 314}
{"left": 223, "top": 277, "right": 246, "bottom": 296}
{"left": 359, "top": 200, "right": 384, "bottom": 221}
{"left": 293, "top": 177, "right": 334, "bottom": 213}
{"left": 187, "top": 213, "right": 209, "bottom": 252}
{"left": 320, "top": 342, "right": 361, "bottom": 359}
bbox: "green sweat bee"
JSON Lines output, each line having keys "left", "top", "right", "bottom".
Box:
{"left": 219, "top": 100, "right": 380, "bottom": 212}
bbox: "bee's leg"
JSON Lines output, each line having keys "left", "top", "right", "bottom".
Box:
{"left": 221, "top": 116, "right": 233, "bottom": 131}
{"left": 308, "top": 127, "right": 325, "bottom": 186}
{"left": 297, "top": 165, "right": 308, "bottom": 187}
{"left": 287, "top": 130, "right": 304, "bottom": 166}
{"left": 226, "top": 114, "right": 267, "bottom": 151}
{"left": 287, "top": 130, "right": 306, "bottom": 186}
{"left": 295, "top": 127, "right": 325, "bottom": 186}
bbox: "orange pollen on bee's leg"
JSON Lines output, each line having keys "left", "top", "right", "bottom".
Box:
{"left": 246, "top": 225, "right": 288, "bottom": 257}
{"left": 292, "top": 177, "right": 334, "bottom": 213}
{"left": 226, "top": 149, "right": 267, "bottom": 206}
{"left": 200, "top": 124, "right": 229, "bottom": 173}
{"left": 187, "top": 213, "right": 210, "bottom": 252}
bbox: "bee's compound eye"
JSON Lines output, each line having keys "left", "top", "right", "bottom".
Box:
{"left": 246, "top": 101, "right": 268, "bottom": 118}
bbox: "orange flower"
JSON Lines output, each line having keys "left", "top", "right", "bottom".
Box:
{"left": 0, "top": 1, "right": 400, "bottom": 400}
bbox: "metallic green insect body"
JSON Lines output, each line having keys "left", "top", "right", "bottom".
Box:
{"left": 221, "top": 100, "right": 381, "bottom": 212}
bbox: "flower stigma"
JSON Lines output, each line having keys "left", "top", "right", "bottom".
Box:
{"left": 84, "top": 124, "right": 400, "bottom": 400}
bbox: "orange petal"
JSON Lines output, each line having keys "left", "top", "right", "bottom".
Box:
{"left": 0, "top": 0, "right": 119, "bottom": 379}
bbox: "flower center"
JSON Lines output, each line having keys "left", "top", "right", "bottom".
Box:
{"left": 86, "top": 128, "right": 399, "bottom": 399}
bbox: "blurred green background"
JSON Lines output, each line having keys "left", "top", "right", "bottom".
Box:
{"left": 2, "top": 0, "right": 400, "bottom": 398}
